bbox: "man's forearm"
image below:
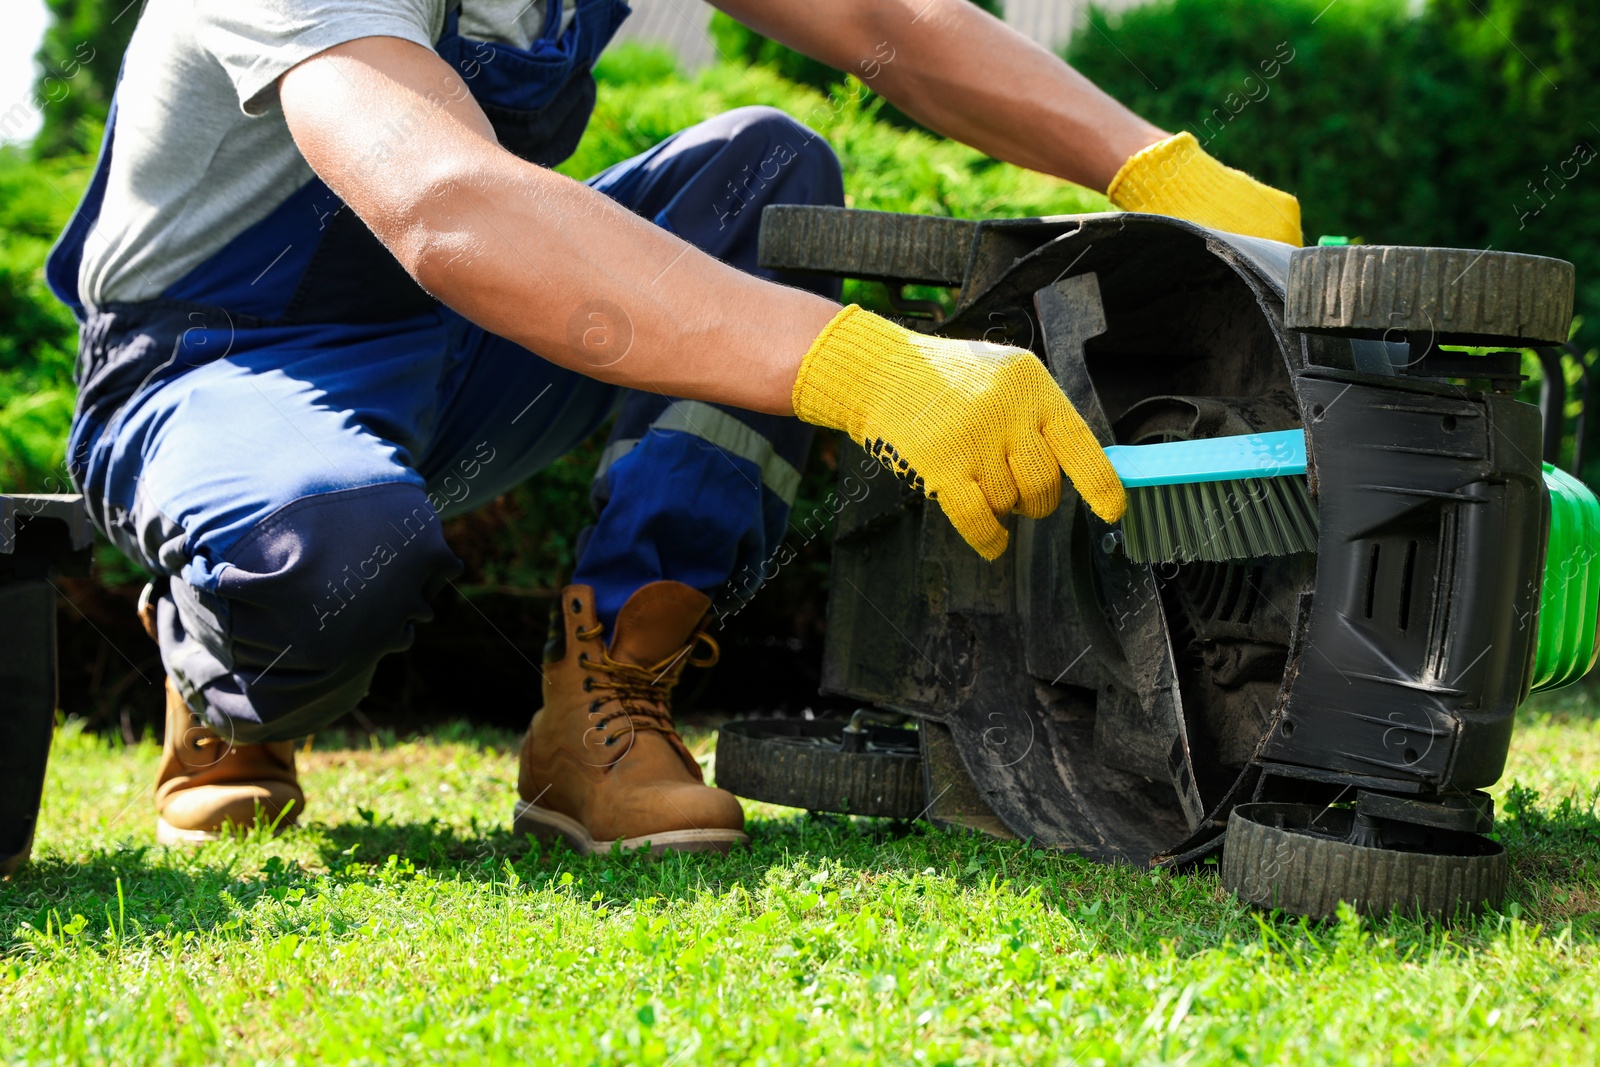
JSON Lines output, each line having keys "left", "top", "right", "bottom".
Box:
{"left": 402, "top": 152, "right": 837, "bottom": 415}
{"left": 711, "top": 0, "right": 1167, "bottom": 191}
{"left": 281, "top": 37, "right": 837, "bottom": 416}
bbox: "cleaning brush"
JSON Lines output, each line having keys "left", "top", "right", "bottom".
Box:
{"left": 1102, "top": 429, "right": 1318, "bottom": 564}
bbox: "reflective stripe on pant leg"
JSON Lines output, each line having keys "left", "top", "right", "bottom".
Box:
{"left": 576, "top": 393, "right": 816, "bottom": 629}
{"left": 592, "top": 400, "right": 802, "bottom": 506}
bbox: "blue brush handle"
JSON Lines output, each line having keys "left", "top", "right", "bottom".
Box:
{"left": 1103, "top": 429, "right": 1306, "bottom": 487}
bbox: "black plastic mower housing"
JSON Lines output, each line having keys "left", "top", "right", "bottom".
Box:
{"left": 759, "top": 209, "right": 1559, "bottom": 863}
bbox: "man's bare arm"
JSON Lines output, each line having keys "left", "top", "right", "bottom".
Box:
{"left": 278, "top": 36, "right": 838, "bottom": 415}
{"left": 708, "top": 0, "right": 1167, "bottom": 192}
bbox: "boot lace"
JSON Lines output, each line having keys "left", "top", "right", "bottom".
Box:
{"left": 576, "top": 625, "right": 720, "bottom": 747}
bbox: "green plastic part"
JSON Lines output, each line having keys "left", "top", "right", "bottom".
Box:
{"left": 1316, "top": 235, "right": 1352, "bottom": 246}
{"left": 1530, "top": 462, "right": 1600, "bottom": 693}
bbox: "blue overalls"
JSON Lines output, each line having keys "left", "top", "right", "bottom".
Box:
{"left": 46, "top": 0, "right": 844, "bottom": 742}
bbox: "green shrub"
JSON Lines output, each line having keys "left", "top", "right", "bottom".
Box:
{"left": 0, "top": 146, "right": 88, "bottom": 489}
{"left": 707, "top": 13, "right": 842, "bottom": 95}
{"left": 31, "top": 0, "right": 136, "bottom": 159}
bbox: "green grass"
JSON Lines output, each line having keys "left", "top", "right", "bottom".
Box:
{"left": 2, "top": 688, "right": 1598, "bottom": 1065}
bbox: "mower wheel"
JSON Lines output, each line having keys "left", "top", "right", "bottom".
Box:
{"left": 756, "top": 206, "right": 975, "bottom": 286}
{"left": 1285, "top": 245, "right": 1574, "bottom": 346}
{"left": 1221, "top": 802, "right": 1507, "bottom": 920}
{"left": 715, "top": 718, "right": 924, "bottom": 819}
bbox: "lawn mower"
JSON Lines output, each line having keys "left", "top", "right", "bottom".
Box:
{"left": 718, "top": 206, "right": 1598, "bottom": 919}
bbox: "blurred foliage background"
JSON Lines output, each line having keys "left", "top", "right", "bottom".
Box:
{"left": 1, "top": 0, "right": 1595, "bottom": 727}
{"left": 30, "top": 0, "right": 135, "bottom": 158}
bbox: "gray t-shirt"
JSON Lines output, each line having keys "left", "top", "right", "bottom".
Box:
{"left": 79, "top": 0, "right": 564, "bottom": 308}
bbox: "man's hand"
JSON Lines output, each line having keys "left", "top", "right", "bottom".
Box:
{"left": 278, "top": 37, "right": 838, "bottom": 415}
{"left": 793, "top": 306, "right": 1125, "bottom": 559}
{"left": 1107, "top": 132, "right": 1303, "bottom": 245}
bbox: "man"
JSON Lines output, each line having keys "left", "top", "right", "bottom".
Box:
{"left": 48, "top": 0, "right": 1301, "bottom": 852}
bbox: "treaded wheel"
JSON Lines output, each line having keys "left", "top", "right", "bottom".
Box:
{"left": 715, "top": 718, "right": 924, "bottom": 818}
{"left": 1221, "top": 802, "right": 1507, "bottom": 919}
{"left": 757, "top": 205, "right": 976, "bottom": 285}
{"left": 1285, "top": 245, "right": 1574, "bottom": 345}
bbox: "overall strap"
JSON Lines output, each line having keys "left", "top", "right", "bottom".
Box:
{"left": 46, "top": 86, "right": 121, "bottom": 318}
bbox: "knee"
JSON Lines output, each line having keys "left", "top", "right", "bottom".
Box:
{"left": 717, "top": 105, "right": 823, "bottom": 148}
{"left": 713, "top": 106, "right": 844, "bottom": 203}
{"left": 180, "top": 483, "right": 462, "bottom": 740}
{"left": 221, "top": 482, "right": 458, "bottom": 656}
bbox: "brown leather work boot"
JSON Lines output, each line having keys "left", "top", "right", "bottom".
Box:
{"left": 154, "top": 680, "right": 305, "bottom": 844}
{"left": 515, "top": 582, "right": 746, "bottom": 855}
{"left": 141, "top": 586, "right": 304, "bottom": 845}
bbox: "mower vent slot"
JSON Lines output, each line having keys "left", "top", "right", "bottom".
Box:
{"left": 1364, "top": 543, "right": 1381, "bottom": 619}
{"left": 1426, "top": 508, "right": 1461, "bottom": 679}
{"left": 1181, "top": 562, "right": 1262, "bottom": 625}
{"left": 1398, "top": 540, "right": 1419, "bottom": 631}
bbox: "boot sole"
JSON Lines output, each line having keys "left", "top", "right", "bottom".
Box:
{"left": 512, "top": 801, "right": 747, "bottom": 856}
{"left": 156, "top": 818, "right": 223, "bottom": 845}
{"left": 156, "top": 817, "right": 296, "bottom": 846}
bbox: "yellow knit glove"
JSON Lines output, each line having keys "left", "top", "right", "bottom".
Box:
{"left": 793, "top": 305, "right": 1125, "bottom": 560}
{"left": 1106, "top": 131, "right": 1303, "bottom": 246}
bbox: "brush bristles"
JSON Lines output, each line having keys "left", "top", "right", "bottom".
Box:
{"left": 1119, "top": 475, "right": 1318, "bottom": 564}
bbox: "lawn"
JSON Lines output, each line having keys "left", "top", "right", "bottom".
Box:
{"left": 1, "top": 687, "right": 1597, "bottom": 1065}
